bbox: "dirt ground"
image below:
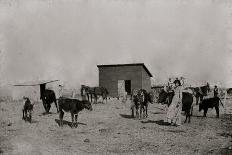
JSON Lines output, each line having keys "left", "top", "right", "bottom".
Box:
{"left": 0, "top": 97, "right": 232, "bottom": 155}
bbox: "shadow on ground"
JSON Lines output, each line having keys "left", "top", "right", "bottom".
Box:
{"left": 39, "top": 112, "right": 58, "bottom": 116}
{"left": 55, "top": 119, "right": 87, "bottom": 127}
{"left": 152, "top": 112, "right": 165, "bottom": 115}
{"left": 119, "top": 114, "right": 134, "bottom": 119}
{"left": 141, "top": 120, "right": 171, "bottom": 126}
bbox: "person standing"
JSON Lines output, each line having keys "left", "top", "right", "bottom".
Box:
{"left": 214, "top": 85, "right": 219, "bottom": 98}
{"left": 166, "top": 79, "right": 183, "bottom": 126}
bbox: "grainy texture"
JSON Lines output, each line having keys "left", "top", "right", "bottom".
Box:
{"left": 0, "top": 98, "right": 231, "bottom": 155}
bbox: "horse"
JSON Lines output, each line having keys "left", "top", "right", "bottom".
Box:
{"left": 92, "top": 87, "right": 109, "bottom": 104}
{"left": 81, "top": 85, "right": 94, "bottom": 102}
{"left": 187, "top": 83, "right": 210, "bottom": 105}
{"left": 81, "top": 85, "right": 109, "bottom": 104}
{"left": 158, "top": 90, "right": 194, "bottom": 123}
{"left": 41, "top": 89, "right": 59, "bottom": 113}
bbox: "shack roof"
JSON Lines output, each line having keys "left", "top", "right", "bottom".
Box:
{"left": 97, "top": 63, "right": 153, "bottom": 77}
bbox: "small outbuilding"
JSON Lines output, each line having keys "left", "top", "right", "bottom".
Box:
{"left": 97, "top": 63, "right": 153, "bottom": 97}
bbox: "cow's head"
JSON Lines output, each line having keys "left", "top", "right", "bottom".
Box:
{"left": 83, "top": 100, "right": 93, "bottom": 111}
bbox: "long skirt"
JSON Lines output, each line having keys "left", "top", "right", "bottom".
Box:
{"left": 166, "top": 96, "right": 182, "bottom": 125}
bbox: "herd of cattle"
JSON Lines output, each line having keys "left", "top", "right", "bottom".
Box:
{"left": 21, "top": 83, "right": 226, "bottom": 128}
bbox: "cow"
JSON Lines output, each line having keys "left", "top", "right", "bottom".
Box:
{"left": 131, "top": 89, "right": 153, "bottom": 119}
{"left": 41, "top": 89, "right": 59, "bottom": 113}
{"left": 158, "top": 90, "right": 194, "bottom": 123}
{"left": 22, "top": 97, "right": 34, "bottom": 123}
{"left": 58, "top": 97, "right": 93, "bottom": 128}
{"left": 139, "top": 89, "right": 153, "bottom": 118}
{"left": 131, "top": 89, "right": 143, "bottom": 119}
{"left": 199, "top": 97, "right": 224, "bottom": 118}
{"left": 187, "top": 83, "right": 210, "bottom": 105}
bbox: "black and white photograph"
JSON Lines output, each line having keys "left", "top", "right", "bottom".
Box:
{"left": 0, "top": 0, "right": 232, "bottom": 154}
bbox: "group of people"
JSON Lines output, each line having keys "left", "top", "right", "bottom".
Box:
{"left": 163, "top": 77, "right": 219, "bottom": 126}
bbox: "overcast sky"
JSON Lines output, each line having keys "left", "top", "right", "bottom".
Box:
{"left": 1, "top": 0, "right": 232, "bottom": 88}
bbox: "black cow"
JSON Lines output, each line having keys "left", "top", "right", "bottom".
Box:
{"left": 41, "top": 89, "right": 58, "bottom": 113}
{"left": 199, "top": 97, "right": 224, "bottom": 118}
{"left": 58, "top": 97, "right": 93, "bottom": 128}
{"left": 158, "top": 90, "right": 193, "bottom": 123}
{"left": 22, "top": 97, "right": 34, "bottom": 123}
{"left": 187, "top": 83, "right": 210, "bottom": 105}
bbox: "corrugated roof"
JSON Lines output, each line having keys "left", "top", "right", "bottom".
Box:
{"left": 97, "top": 63, "right": 153, "bottom": 77}
{"left": 13, "top": 80, "right": 59, "bottom": 86}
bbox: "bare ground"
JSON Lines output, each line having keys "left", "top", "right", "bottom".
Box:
{"left": 0, "top": 98, "right": 232, "bottom": 155}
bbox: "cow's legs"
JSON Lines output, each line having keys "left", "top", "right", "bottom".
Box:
{"left": 143, "top": 107, "right": 145, "bottom": 118}
{"left": 95, "top": 95, "right": 98, "bottom": 104}
{"left": 196, "top": 96, "right": 199, "bottom": 105}
{"left": 59, "top": 110, "right": 64, "bottom": 127}
{"left": 145, "top": 105, "right": 148, "bottom": 118}
{"left": 215, "top": 106, "right": 219, "bottom": 118}
{"left": 188, "top": 109, "right": 191, "bottom": 123}
{"left": 131, "top": 107, "right": 134, "bottom": 118}
{"left": 135, "top": 105, "right": 139, "bottom": 119}
{"left": 74, "top": 114, "right": 78, "bottom": 128}
{"left": 203, "top": 108, "right": 208, "bottom": 117}
{"left": 184, "top": 114, "right": 187, "bottom": 123}
{"left": 42, "top": 101, "right": 47, "bottom": 112}
{"left": 190, "top": 105, "right": 193, "bottom": 116}
{"left": 184, "top": 109, "right": 191, "bottom": 123}
{"left": 71, "top": 112, "right": 74, "bottom": 128}
{"left": 139, "top": 106, "right": 143, "bottom": 119}
{"left": 54, "top": 100, "right": 59, "bottom": 113}
{"left": 90, "top": 94, "right": 93, "bottom": 103}
{"left": 131, "top": 103, "right": 135, "bottom": 118}
{"left": 29, "top": 110, "right": 32, "bottom": 123}
{"left": 22, "top": 109, "right": 25, "bottom": 120}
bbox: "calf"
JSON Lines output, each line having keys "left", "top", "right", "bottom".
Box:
{"left": 22, "top": 97, "right": 34, "bottom": 123}
{"left": 58, "top": 97, "right": 93, "bottom": 128}
{"left": 139, "top": 89, "right": 153, "bottom": 119}
{"left": 131, "top": 89, "right": 144, "bottom": 119}
{"left": 199, "top": 97, "right": 223, "bottom": 118}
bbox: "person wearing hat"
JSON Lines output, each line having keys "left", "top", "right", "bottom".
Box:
{"left": 166, "top": 79, "right": 183, "bottom": 126}
{"left": 214, "top": 85, "right": 218, "bottom": 98}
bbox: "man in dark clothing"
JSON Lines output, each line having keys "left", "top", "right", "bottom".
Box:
{"left": 214, "top": 85, "right": 219, "bottom": 98}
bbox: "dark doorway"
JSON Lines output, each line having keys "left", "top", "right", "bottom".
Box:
{"left": 125, "top": 80, "right": 131, "bottom": 95}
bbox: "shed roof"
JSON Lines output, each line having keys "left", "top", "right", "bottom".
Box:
{"left": 97, "top": 63, "right": 153, "bottom": 77}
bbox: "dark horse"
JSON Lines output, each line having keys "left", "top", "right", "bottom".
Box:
{"left": 40, "top": 84, "right": 58, "bottom": 113}
{"left": 81, "top": 85, "right": 109, "bottom": 103}
{"left": 158, "top": 89, "right": 193, "bottom": 123}
{"left": 187, "top": 83, "right": 210, "bottom": 105}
